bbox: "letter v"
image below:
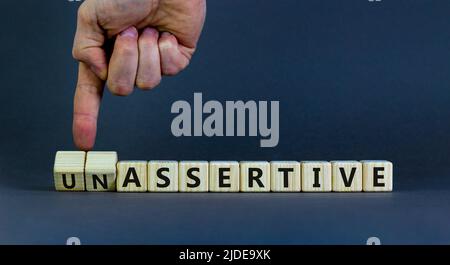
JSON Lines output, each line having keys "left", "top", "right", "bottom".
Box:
{"left": 339, "top": 167, "right": 356, "bottom": 187}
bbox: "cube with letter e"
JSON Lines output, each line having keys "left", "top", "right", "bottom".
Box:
{"left": 362, "top": 160, "right": 393, "bottom": 192}
{"left": 209, "top": 161, "right": 240, "bottom": 192}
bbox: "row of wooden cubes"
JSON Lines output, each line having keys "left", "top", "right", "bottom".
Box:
{"left": 53, "top": 151, "right": 393, "bottom": 192}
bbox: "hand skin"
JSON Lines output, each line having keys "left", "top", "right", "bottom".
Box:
{"left": 72, "top": 0, "right": 206, "bottom": 150}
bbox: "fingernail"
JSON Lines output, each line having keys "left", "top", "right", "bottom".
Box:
{"left": 120, "top": 27, "right": 138, "bottom": 38}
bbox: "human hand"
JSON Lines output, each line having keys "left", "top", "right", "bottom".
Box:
{"left": 72, "top": 0, "right": 206, "bottom": 150}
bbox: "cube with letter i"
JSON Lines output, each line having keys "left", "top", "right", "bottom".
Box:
{"left": 301, "top": 161, "right": 332, "bottom": 192}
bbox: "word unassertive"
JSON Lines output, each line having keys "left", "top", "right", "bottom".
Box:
{"left": 53, "top": 151, "right": 393, "bottom": 192}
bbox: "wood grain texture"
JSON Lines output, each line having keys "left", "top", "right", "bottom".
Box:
{"left": 270, "top": 161, "right": 301, "bottom": 192}
{"left": 301, "top": 161, "right": 332, "bottom": 192}
{"left": 179, "top": 161, "right": 209, "bottom": 192}
{"left": 116, "top": 161, "right": 148, "bottom": 192}
{"left": 362, "top": 160, "right": 393, "bottom": 192}
{"left": 331, "top": 161, "right": 362, "bottom": 192}
{"left": 240, "top": 161, "right": 270, "bottom": 192}
{"left": 85, "top": 151, "right": 118, "bottom": 192}
{"left": 209, "top": 161, "right": 240, "bottom": 192}
{"left": 53, "top": 151, "right": 86, "bottom": 191}
{"left": 148, "top": 161, "right": 179, "bottom": 192}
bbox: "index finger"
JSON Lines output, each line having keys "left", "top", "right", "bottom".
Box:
{"left": 73, "top": 62, "right": 104, "bottom": 151}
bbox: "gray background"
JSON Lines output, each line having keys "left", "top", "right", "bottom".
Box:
{"left": 1, "top": 0, "right": 450, "bottom": 244}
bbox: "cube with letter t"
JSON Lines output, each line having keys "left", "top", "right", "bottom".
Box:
{"left": 270, "top": 161, "right": 301, "bottom": 192}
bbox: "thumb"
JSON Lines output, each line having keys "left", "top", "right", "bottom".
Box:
{"left": 73, "top": 63, "right": 104, "bottom": 151}
{"left": 72, "top": 3, "right": 108, "bottom": 80}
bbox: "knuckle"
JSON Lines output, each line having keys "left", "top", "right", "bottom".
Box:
{"left": 140, "top": 30, "right": 158, "bottom": 43}
{"left": 77, "top": 3, "right": 90, "bottom": 23}
{"left": 118, "top": 45, "right": 137, "bottom": 57}
{"left": 112, "top": 86, "right": 133, "bottom": 96}
{"left": 72, "top": 47, "right": 81, "bottom": 60}
{"left": 76, "top": 83, "right": 99, "bottom": 95}
{"left": 73, "top": 112, "right": 97, "bottom": 124}
{"left": 139, "top": 38, "right": 156, "bottom": 49}
{"left": 136, "top": 77, "right": 161, "bottom": 90}
{"left": 163, "top": 62, "right": 188, "bottom": 76}
{"left": 107, "top": 81, "right": 133, "bottom": 96}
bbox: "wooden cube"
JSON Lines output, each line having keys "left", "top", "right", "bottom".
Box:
{"left": 179, "top": 161, "right": 209, "bottom": 192}
{"left": 116, "top": 161, "right": 148, "bottom": 192}
{"left": 209, "top": 161, "right": 240, "bottom": 192}
{"left": 85, "top": 151, "right": 118, "bottom": 192}
{"left": 270, "top": 161, "right": 301, "bottom": 192}
{"left": 362, "top": 160, "right": 393, "bottom": 192}
{"left": 53, "top": 151, "right": 86, "bottom": 191}
{"left": 240, "top": 161, "right": 270, "bottom": 192}
{"left": 332, "top": 161, "right": 362, "bottom": 192}
{"left": 148, "top": 161, "right": 179, "bottom": 192}
{"left": 301, "top": 161, "right": 331, "bottom": 192}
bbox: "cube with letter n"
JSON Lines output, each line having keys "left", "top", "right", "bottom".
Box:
{"left": 85, "top": 151, "right": 118, "bottom": 192}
